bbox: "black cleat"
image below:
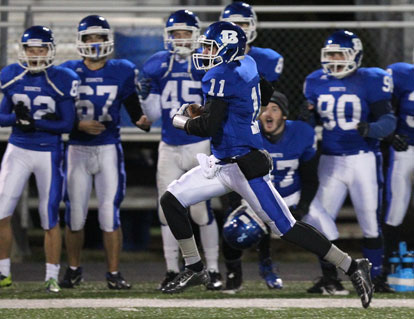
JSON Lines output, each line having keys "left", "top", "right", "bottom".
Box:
{"left": 206, "top": 271, "right": 223, "bottom": 291}
{"left": 307, "top": 276, "right": 349, "bottom": 295}
{"left": 161, "top": 268, "right": 209, "bottom": 294}
{"left": 373, "top": 273, "right": 395, "bottom": 293}
{"left": 59, "top": 267, "right": 83, "bottom": 288}
{"left": 222, "top": 270, "right": 243, "bottom": 294}
{"left": 158, "top": 271, "right": 179, "bottom": 290}
{"left": 106, "top": 272, "right": 131, "bottom": 290}
{"left": 349, "top": 258, "right": 374, "bottom": 308}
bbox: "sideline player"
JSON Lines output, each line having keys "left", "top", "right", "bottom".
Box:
{"left": 302, "top": 30, "right": 396, "bottom": 295}
{"left": 59, "top": 15, "right": 150, "bottom": 290}
{"left": 221, "top": 91, "right": 317, "bottom": 292}
{"left": 140, "top": 9, "right": 222, "bottom": 290}
{"left": 380, "top": 62, "right": 414, "bottom": 288}
{"left": 0, "top": 26, "right": 78, "bottom": 292}
{"left": 220, "top": 1, "right": 285, "bottom": 290}
{"left": 160, "top": 21, "right": 374, "bottom": 309}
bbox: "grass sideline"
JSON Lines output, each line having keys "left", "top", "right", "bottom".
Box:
{"left": 1, "top": 281, "right": 413, "bottom": 318}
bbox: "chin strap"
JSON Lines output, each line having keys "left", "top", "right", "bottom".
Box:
{"left": 43, "top": 69, "right": 64, "bottom": 96}
{"left": 161, "top": 52, "right": 194, "bottom": 81}
{"left": 1, "top": 69, "right": 29, "bottom": 90}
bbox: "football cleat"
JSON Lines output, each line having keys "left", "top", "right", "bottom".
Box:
{"left": 158, "top": 271, "right": 179, "bottom": 291}
{"left": 0, "top": 273, "right": 12, "bottom": 287}
{"left": 259, "top": 258, "right": 283, "bottom": 289}
{"left": 349, "top": 258, "right": 374, "bottom": 308}
{"left": 60, "top": 266, "right": 83, "bottom": 288}
{"left": 45, "top": 278, "right": 60, "bottom": 293}
{"left": 106, "top": 272, "right": 131, "bottom": 290}
{"left": 161, "top": 268, "right": 209, "bottom": 294}
{"left": 307, "top": 276, "right": 349, "bottom": 295}
{"left": 206, "top": 271, "right": 223, "bottom": 291}
{"left": 222, "top": 269, "right": 243, "bottom": 294}
{"left": 373, "top": 273, "right": 395, "bottom": 293}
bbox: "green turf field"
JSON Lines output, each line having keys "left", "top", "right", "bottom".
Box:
{"left": 0, "top": 280, "right": 413, "bottom": 318}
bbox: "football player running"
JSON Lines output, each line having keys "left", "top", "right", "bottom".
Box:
{"left": 302, "top": 30, "right": 396, "bottom": 295}
{"left": 59, "top": 15, "right": 150, "bottom": 290}
{"left": 160, "top": 21, "right": 374, "bottom": 309}
{"left": 380, "top": 62, "right": 414, "bottom": 290}
{"left": 221, "top": 91, "right": 318, "bottom": 293}
{"left": 220, "top": 1, "right": 285, "bottom": 291}
{"left": 0, "top": 26, "right": 79, "bottom": 292}
{"left": 140, "top": 10, "right": 222, "bottom": 291}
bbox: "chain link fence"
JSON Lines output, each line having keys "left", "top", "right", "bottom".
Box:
{"left": 255, "top": 27, "right": 406, "bottom": 119}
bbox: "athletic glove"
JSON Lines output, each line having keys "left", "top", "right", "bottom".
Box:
{"left": 14, "top": 101, "right": 35, "bottom": 132}
{"left": 138, "top": 78, "right": 152, "bottom": 100}
{"left": 357, "top": 122, "right": 370, "bottom": 137}
{"left": 391, "top": 134, "right": 409, "bottom": 152}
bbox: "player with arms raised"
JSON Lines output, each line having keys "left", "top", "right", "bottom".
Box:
{"left": 159, "top": 21, "right": 374, "bottom": 309}
{"left": 0, "top": 26, "right": 78, "bottom": 292}
{"left": 303, "top": 30, "right": 396, "bottom": 294}
{"left": 59, "top": 15, "right": 150, "bottom": 290}
{"left": 140, "top": 10, "right": 222, "bottom": 291}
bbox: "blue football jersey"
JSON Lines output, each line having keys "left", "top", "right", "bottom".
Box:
{"left": 387, "top": 62, "right": 414, "bottom": 145}
{"left": 142, "top": 51, "right": 207, "bottom": 145}
{"left": 61, "top": 59, "right": 138, "bottom": 145}
{"left": 263, "top": 120, "right": 316, "bottom": 198}
{"left": 0, "top": 63, "right": 79, "bottom": 151}
{"left": 248, "top": 46, "right": 283, "bottom": 82}
{"left": 304, "top": 67, "right": 393, "bottom": 155}
{"left": 202, "top": 55, "right": 262, "bottom": 159}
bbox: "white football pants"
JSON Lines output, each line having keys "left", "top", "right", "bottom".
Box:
{"left": 303, "top": 151, "right": 380, "bottom": 240}
{"left": 385, "top": 145, "right": 414, "bottom": 226}
{"left": 0, "top": 143, "right": 63, "bottom": 230}
{"left": 64, "top": 144, "right": 125, "bottom": 232}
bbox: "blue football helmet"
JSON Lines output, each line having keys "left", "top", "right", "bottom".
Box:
{"left": 193, "top": 21, "right": 247, "bottom": 71}
{"left": 222, "top": 201, "right": 268, "bottom": 250}
{"left": 18, "top": 25, "right": 55, "bottom": 72}
{"left": 220, "top": 2, "right": 257, "bottom": 44}
{"left": 321, "top": 30, "right": 363, "bottom": 79}
{"left": 164, "top": 10, "right": 200, "bottom": 57}
{"left": 77, "top": 15, "right": 114, "bottom": 59}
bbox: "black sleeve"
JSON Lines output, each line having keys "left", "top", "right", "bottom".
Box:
{"left": 369, "top": 99, "right": 393, "bottom": 121}
{"left": 123, "top": 92, "right": 144, "bottom": 123}
{"left": 186, "top": 98, "right": 228, "bottom": 137}
{"left": 259, "top": 77, "right": 274, "bottom": 106}
{"left": 297, "top": 154, "right": 319, "bottom": 212}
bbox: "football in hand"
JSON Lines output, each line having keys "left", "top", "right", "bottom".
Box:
{"left": 185, "top": 103, "right": 204, "bottom": 118}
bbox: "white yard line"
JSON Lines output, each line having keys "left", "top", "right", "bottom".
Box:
{"left": 0, "top": 298, "right": 413, "bottom": 309}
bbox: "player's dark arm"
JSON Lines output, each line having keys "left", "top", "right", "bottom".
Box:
{"left": 259, "top": 77, "right": 274, "bottom": 106}
{"left": 296, "top": 155, "right": 319, "bottom": 216}
{"left": 0, "top": 96, "right": 17, "bottom": 126}
{"left": 357, "top": 99, "right": 396, "bottom": 138}
{"left": 35, "top": 99, "right": 75, "bottom": 133}
{"left": 177, "top": 98, "right": 228, "bottom": 137}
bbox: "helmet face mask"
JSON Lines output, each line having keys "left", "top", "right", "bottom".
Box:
{"left": 321, "top": 30, "right": 363, "bottom": 79}
{"left": 77, "top": 15, "right": 114, "bottom": 60}
{"left": 164, "top": 10, "right": 200, "bottom": 57}
{"left": 18, "top": 26, "right": 55, "bottom": 72}
{"left": 193, "top": 21, "right": 247, "bottom": 71}
{"left": 220, "top": 2, "right": 257, "bottom": 44}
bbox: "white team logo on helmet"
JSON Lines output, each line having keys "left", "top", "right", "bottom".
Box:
{"left": 220, "top": 30, "right": 238, "bottom": 44}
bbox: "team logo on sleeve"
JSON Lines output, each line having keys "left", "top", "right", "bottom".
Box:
{"left": 220, "top": 30, "right": 238, "bottom": 44}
